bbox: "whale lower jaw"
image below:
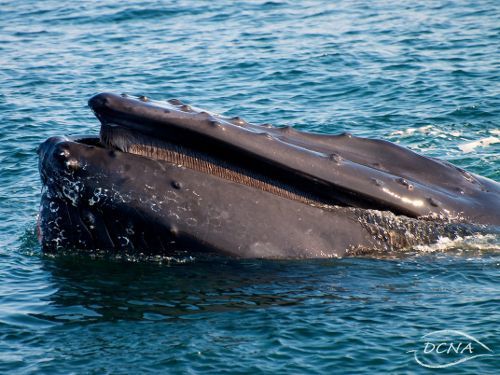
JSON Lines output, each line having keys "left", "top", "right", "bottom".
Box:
{"left": 38, "top": 135, "right": 485, "bottom": 258}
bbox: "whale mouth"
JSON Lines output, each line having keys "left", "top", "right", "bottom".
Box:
{"left": 88, "top": 93, "right": 371, "bottom": 210}
{"left": 85, "top": 92, "right": 500, "bottom": 226}
{"left": 99, "top": 125, "right": 330, "bottom": 207}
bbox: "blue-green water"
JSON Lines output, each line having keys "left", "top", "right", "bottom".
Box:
{"left": 1, "top": 0, "right": 499, "bottom": 373}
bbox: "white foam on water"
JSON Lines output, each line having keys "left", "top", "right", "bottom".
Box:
{"left": 389, "top": 125, "right": 463, "bottom": 142}
{"left": 390, "top": 125, "right": 434, "bottom": 137}
{"left": 489, "top": 129, "right": 500, "bottom": 136}
{"left": 458, "top": 136, "right": 499, "bottom": 153}
{"left": 41, "top": 249, "right": 198, "bottom": 265}
{"left": 413, "top": 234, "right": 500, "bottom": 254}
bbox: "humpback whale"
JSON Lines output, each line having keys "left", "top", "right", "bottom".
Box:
{"left": 37, "top": 93, "right": 500, "bottom": 258}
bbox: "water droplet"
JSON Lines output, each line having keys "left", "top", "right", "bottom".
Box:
{"left": 169, "top": 226, "right": 179, "bottom": 237}
{"left": 59, "top": 149, "right": 70, "bottom": 158}
{"left": 65, "top": 159, "right": 80, "bottom": 171}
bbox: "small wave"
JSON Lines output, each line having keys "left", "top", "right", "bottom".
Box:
{"left": 448, "top": 105, "right": 493, "bottom": 119}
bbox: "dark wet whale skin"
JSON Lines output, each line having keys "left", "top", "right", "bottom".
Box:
{"left": 39, "top": 136, "right": 381, "bottom": 257}
{"left": 89, "top": 93, "right": 500, "bottom": 225}
{"left": 38, "top": 135, "right": 488, "bottom": 258}
{"left": 36, "top": 93, "right": 500, "bottom": 258}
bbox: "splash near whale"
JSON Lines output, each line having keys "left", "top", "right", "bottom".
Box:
{"left": 37, "top": 93, "right": 500, "bottom": 258}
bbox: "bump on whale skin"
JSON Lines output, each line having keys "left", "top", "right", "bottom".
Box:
{"left": 36, "top": 93, "right": 500, "bottom": 258}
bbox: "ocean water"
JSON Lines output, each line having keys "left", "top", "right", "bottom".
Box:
{"left": 1, "top": 0, "right": 499, "bottom": 373}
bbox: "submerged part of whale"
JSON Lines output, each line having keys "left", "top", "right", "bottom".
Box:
{"left": 37, "top": 93, "right": 500, "bottom": 258}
